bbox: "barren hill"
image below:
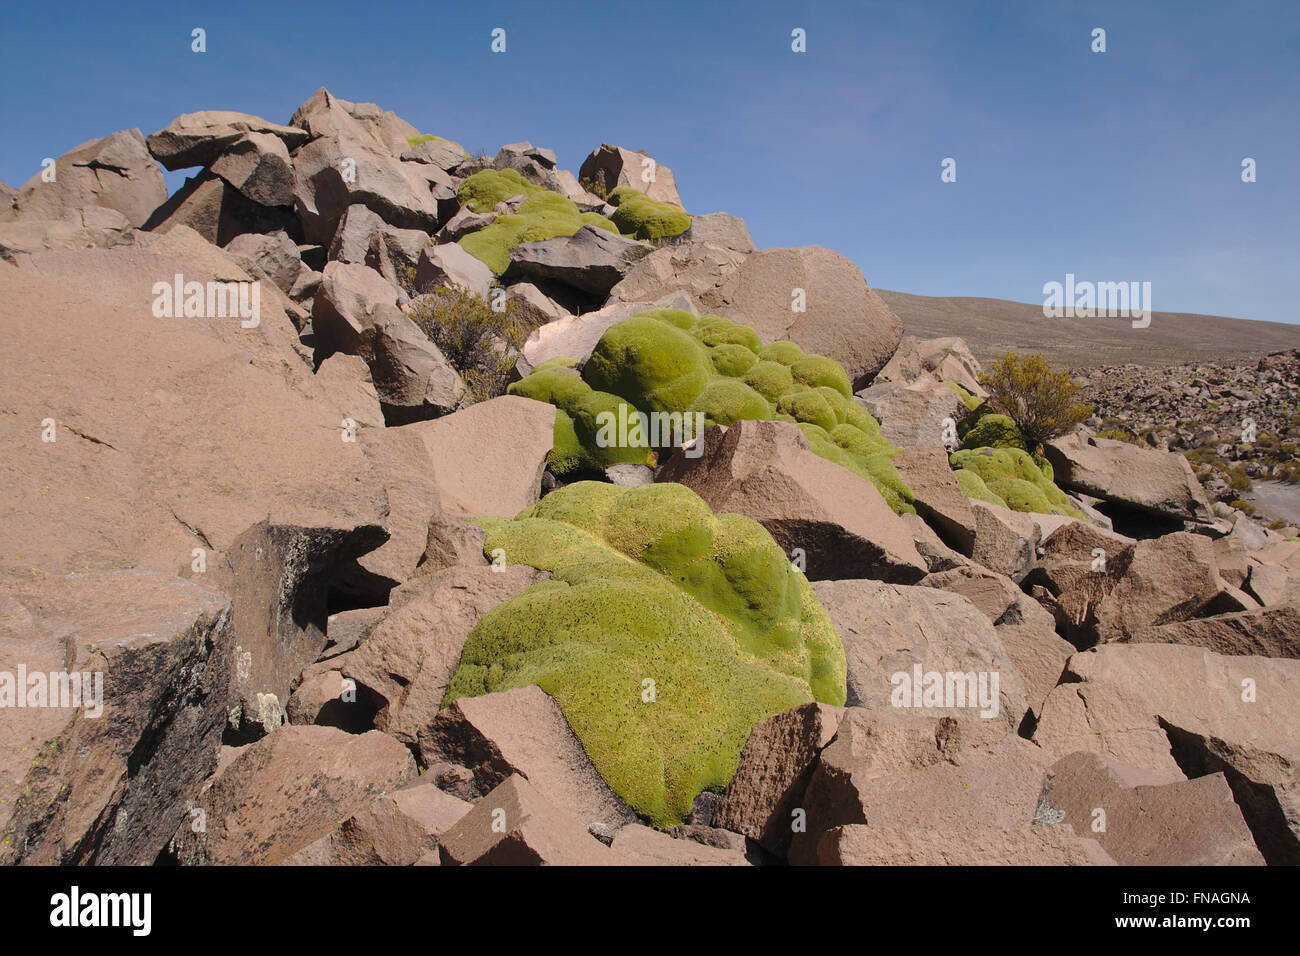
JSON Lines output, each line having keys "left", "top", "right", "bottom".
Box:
{"left": 876, "top": 289, "right": 1300, "bottom": 369}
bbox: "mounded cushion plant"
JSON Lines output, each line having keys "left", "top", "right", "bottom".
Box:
{"left": 950, "top": 446, "right": 1082, "bottom": 518}
{"left": 509, "top": 308, "right": 917, "bottom": 513}
{"left": 606, "top": 185, "right": 691, "bottom": 240}
{"left": 456, "top": 169, "right": 619, "bottom": 273}
{"left": 446, "top": 481, "right": 847, "bottom": 825}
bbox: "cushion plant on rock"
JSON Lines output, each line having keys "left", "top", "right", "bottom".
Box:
{"left": 443, "top": 481, "right": 848, "bottom": 826}
{"left": 509, "top": 307, "right": 917, "bottom": 513}
{"left": 950, "top": 446, "right": 1082, "bottom": 519}
{"left": 606, "top": 185, "right": 691, "bottom": 240}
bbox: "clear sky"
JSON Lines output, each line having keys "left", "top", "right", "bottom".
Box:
{"left": 1, "top": 0, "right": 1295, "bottom": 323}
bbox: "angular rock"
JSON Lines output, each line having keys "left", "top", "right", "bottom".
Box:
{"left": 517, "top": 290, "right": 696, "bottom": 375}
{"left": 168, "top": 725, "right": 416, "bottom": 865}
{"left": 0, "top": 571, "right": 232, "bottom": 865}
{"left": 314, "top": 352, "right": 384, "bottom": 429}
{"left": 1125, "top": 603, "right": 1300, "bottom": 658}
{"left": 0, "top": 207, "right": 132, "bottom": 261}
{"left": 817, "top": 823, "right": 1114, "bottom": 866}
{"left": 1033, "top": 643, "right": 1300, "bottom": 863}
{"left": 713, "top": 703, "right": 845, "bottom": 858}
{"left": 224, "top": 229, "right": 305, "bottom": 295}
{"left": 856, "top": 379, "right": 966, "bottom": 449}
{"left": 1, "top": 128, "right": 166, "bottom": 228}
{"left": 414, "top": 241, "right": 495, "bottom": 301}
{"left": 1044, "top": 431, "right": 1215, "bottom": 523}
{"left": 812, "top": 579, "right": 1029, "bottom": 730}
{"left": 143, "top": 170, "right": 297, "bottom": 246}
{"left": 147, "top": 110, "right": 309, "bottom": 170}
{"left": 210, "top": 131, "right": 295, "bottom": 207}
{"left": 311, "top": 260, "right": 402, "bottom": 360}
{"left": 684, "top": 212, "right": 755, "bottom": 254}
{"left": 891, "top": 445, "right": 976, "bottom": 554}
{"left": 1037, "top": 752, "right": 1265, "bottom": 865}
{"left": 658, "top": 420, "right": 927, "bottom": 582}
{"left": 970, "top": 500, "right": 1041, "bottom": 582}
{"left": 607, "top": 239, "right": 748, "bottom": 304}
{"left": 510, "top": 224, "right": 652, "bottom": 295}
{"left": 335, "top": 566, "right": 546, "bottom": 745}
{"left": 579, "top": 143, "right": 683, "bottom": 206}
{"left": 421, "top": 685, "right": 637, "bottom": 829}
{"left": 609, "top": 825, "right": 749, "bottom": 865}
{"left": 438, "top": 774, "right": 613, "bottom": 865}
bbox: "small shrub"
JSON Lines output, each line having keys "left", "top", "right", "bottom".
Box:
{"left": 1226, "top": 463, "right": 1253, "bottom": 493}
{"left": 1229, "top": 499, "right": 1256, "bottom": 515}
{"left": 408, "top": 284, "right": 536, "bottom": 403}
{"left": 979, "top": 352, "right": 1092, "bottom": 451}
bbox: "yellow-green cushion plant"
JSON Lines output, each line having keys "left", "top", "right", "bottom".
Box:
{"left": 606, "top": 185, "right": 691, "bottom": 240}
{"left": 447, "top": 482, "right": 847, "bottom": 825}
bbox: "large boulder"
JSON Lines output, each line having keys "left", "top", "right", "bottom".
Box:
{"left": 817, "top": 822, "right": 1113, "bottom": 865}
{"left": 334, "top": 565, "right": 547, "bottom": 745}
{"left": 812, "top": 578, "right": 1030, "bottom": 730}
{"left": 658, "top": 420, "right": 926, "bottom": 582}
{"left": 209, "top": 131, "right": 295, "bottom": 207}
{"left": 1033, "top": 643, "right": 1300, "bottom": 864}
{"left": 607, "top": 240, "right": 749, "bottom": 305}
{"left": 1044, "top": 431, "right": 1215, "bottom": 523}
{"left": 0, "top": 207, "right": 133, "bottom": 260}
{"left": 1, "top": 128, "right": 166, "bottom": 228}
{"left": 420, "top": 685, "right": 638, "bottom": 829}
{"left": 710, "top": 246, "right": 903, "bottom": 389}
{"left": 414, "top": 241, "right": 495, "bottom": 301}
{"left": 0, "top": 571, "right": 233, "bottom": 864}
{"left": 146, "top": 110, "right": 309, "bottom": 169}
{"left": 143, "top": 171, "right": 297, "bottom": 246}
{"left": 167, "top": 725, "right": 416, "bottom": 865}
{"left": 1037, "top": 752, "right": 1264, "bottom": 865}
{"left": 855, "top": 379, "right": 967, "bottom": 449}
{"left": 579, "top": 143, "right": 683, "bottom": 207}
{"left": 891, "top": 445, "right": 976, "bottom": 554}
{"left": 516, "top": 291, "right": 695, "bottom": 375}
{"left": 509, "top": 224, "right": 653, "bottom": 296}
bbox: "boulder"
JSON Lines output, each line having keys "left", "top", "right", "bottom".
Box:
{"left": 143, "top": 170, "right": 297, "bottom": 246}
{"left": 658, "top": 420, "right": 927, "bottom": 582}
{"left": 0, "top": 571, "right": 232, "bottom": 864}
{"left": 579, "top": 143, "right": 683, "bottom": 206}
{"left": 505, "top": 281, "right": 572, "bottom": 328}
{"left": 284, "top": 777, "right": 471, "bottom": 865}
{"left": 1245, "top": 562, "right": 1298, "bottom": 607}
{"left": 1044, "top": 431, "right": 1215, "bottom": 523}
{"left": 609, "top": 825, "right": 750, "bottom": 865}
{"left": 224, "top": 229, "right": 305, "bottom": 295}
{"left": 683, "top": 212, "right": 755, "bottom": 253}
{"left": 313, "top": 352, "right": 384, "bottom": 429}
{"left": 891, "top": 445, "right": 976, "bottom": 554}
{"left": 413, "top": 241, "right": 495, "bottom": 301}
{"left": 311, "top": 260, "right": 402, "bottom": 360}
{"left": 510, "top": 224, "right": 653, "bottom": 296}
{"left": 607, "top": 240, "right": 748, "bottom": 304}
{"left": 167, "top": 725, "right": 416, "bottom": 865}
{"left": 713, "top": 703, "right": 845, "bottom": 858}
{"left": 401, "top": 137, "right": 469, "bottom": 170}
{"left": 335, "top": 566, "right": 546, "bottom": 745}
{"left": 1037, "top": 752, "right": 1265, "bottom": 865}
{"left": 421, "top": 685, "right": 638, "bottom": 829}
{"left": 855, "top": 379, "right": 966, "bottom": 449}
{"left": 817, "top": 823, "right": 1113, "bottom": 865}
{"left": 969, "top": 500, "right": 1041, "bottom": 582}
{"left": 438, "top": 774, "right": 613, "bottom": 865}
{"left": 812, "top": 578, "right": 1029, "bottom": 730}
{"left": 915, "top": 336, "right": 986, "bottom": 397}
{"left": 210, "top": 131, "right": 295, "bottom": 207}
{"left": 710, "top": 246, "right": 903, "bottom": 389}
{"left": 1124, "top": 603, "right": 1300, "bottom": 658}
{"left": 0, "top": 128, "right": 166, "bottom": 228}
{"left": 0, "top": 207, "right": 132, "bottom": 260}
{"left": 1032, "top": 643, "right": 1300, "bottom": 863}
{"left": 146, "top": 110, "right": 309, "bottom": 170}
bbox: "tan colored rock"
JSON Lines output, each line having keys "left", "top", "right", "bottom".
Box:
{"left": 510, "top": 225, "right": 653, "bottom": 296}
{"left": 711, "top": 246, "right": 903, "bottom": 389}
{"left": 714, "top": 703, "right": 844, "bottom": 858}
{"left": 856, "top": 379, "right": 966, "bottom": 449}
{"left": 1, "top": 129, "right": 166, "bottom": 228}
{"left": 210, "top": 131, "right": 295, "bottom": 207}
{"left": 147, "top": 110, "right": 308, "bottom": 169}
{"left": 1032, "top": 643, "right": 1300, "bottom": 863}
{"left": 337, "top": 565, "right": 546, "bottom": 746}
{"left": 413, "top": 241, "right": 495, "bottom": 301}
{"left": 658, "top": 420, "right": 926, "bottom": 582}
{"left": 812, "top": 578, "right": 1029, "bottom": 730}
{"left": 1124, "top": 603, "right": 1300, "bottom": 658}
{"left": 284, "top": 777, "right": 471, "bottom": 865}
{"left": 143, "top": 171, "right": 296, "bottom": 246}
{"left": 438, "top": 774, "right": 613, "bottom": 865}
{"left": 517, "top": 291, "right": 696, "bottom": 375}
{"left": 0, "top": 207, "right": 132, "bottom": 261}
{"left": 579, "top": 143, "right": 683, "bottom": 206}
{"left": 314, "top": 352, "right": 384, "bottom": 429}
{"left": 609, "top": 825, "right": 749, "bottom": 865}
{"left": 1044, "top": 431, "right": 1214, "bottom": 523}
{"left": 422, "top": 685, "right": 637, "bottom": 829}
{"left": 607, "top": 240, "right": 748, "bottom": 305}
{"left": 817, "top": 823, "right": 1114, "bottom": 865}
{"left": 892, "top": 445, "right": 976, "bottom": 553}
{"left": 970, "top": 500, "right": 1041, "bottom": 582}
{"left": 1038, "top": 752, "right": 1264, "bottom": 865}
{"left": 168, "top": 725, "right": 416, "bottom": 865}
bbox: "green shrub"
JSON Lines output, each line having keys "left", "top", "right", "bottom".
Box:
{"left": 950, "top": 446, "right": 1081, "bottom": 518}
{"left": 980, "top": 352, "right": 1092, "bottom": 450}
{"left": 1230, "top": 499, "right": 1257, "bottom": 515}
{"left": 448, "top": 482, "right": 846, "bottom": 825}
{"left": 514, "top": 309, "right": 916, "bottom": 512}
{"left": 606, "top": 186, "right": 691, "bottom": 240}
{"left": 409, "top": 283, "right": 534, "bottom": 402}
{"left": 405, "top": 132, "right": 468, "bottom": 157}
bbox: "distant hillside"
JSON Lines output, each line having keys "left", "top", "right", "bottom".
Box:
{"left": 876, "top": 290, "right": 1300, "bottom": 369}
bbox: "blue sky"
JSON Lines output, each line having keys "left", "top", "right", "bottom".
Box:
{"left": 2, "top": 0, "right": 1296, "bottom": 323}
